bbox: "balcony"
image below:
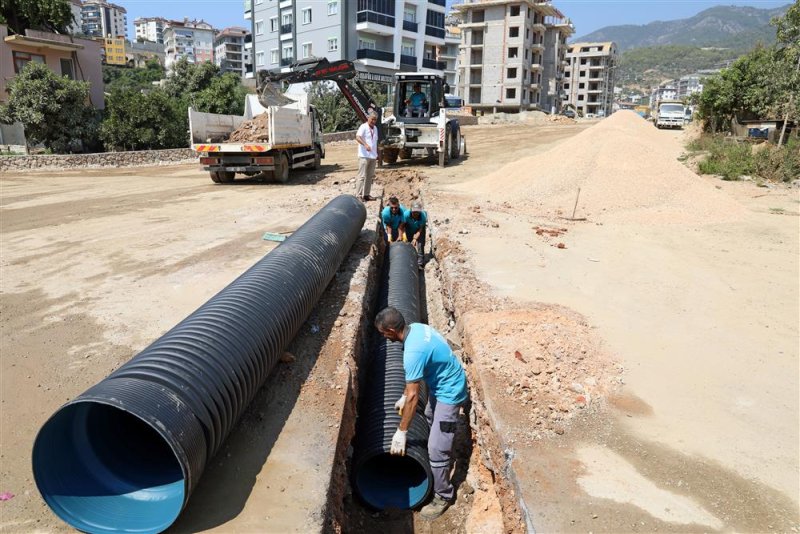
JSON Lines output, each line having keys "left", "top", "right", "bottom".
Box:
{"left": 400, "top": 54, "right": 417, "bottom": 66}
{"left": 280, "top": 57, "right": 294, "bottom": 66}
{"left": 428, "top": 0, "right": 445, "bottom": 6}
{"left": 403, "top": 20, "right": 418, "bottom": 32}
{"left": 422, "top": 58, "right": 446, "bottom": 70}
{"left": 532, "top": 22, "right": 545, "bottom": 32}
{"left": 530, "top": 62, "right": 542, "bottom": 70}
{"left": 425, "top": 26, "right": 445, "bottom": 39}
{"left": 531, "top": 42, "right": 545, "bottom": 50}
{"left": 356, "top": 48, "right": 394, "bottom": 63}
{"left": 280, "top": 23, "right": 292, "bottom": 34}
{"left": 356, "top": 10, "right": 395, "bottom": 35}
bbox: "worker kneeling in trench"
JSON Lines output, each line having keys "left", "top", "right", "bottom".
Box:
{"left": 375, "top": 306, "right": 469, "bottom": 520}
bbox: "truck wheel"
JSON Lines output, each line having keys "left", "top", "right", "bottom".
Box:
{"left": 399, "top": 148, "right": 412, "bottom": 160}
{"left": 450, "top": 128, "right": 460, "bottom": 160}
{"left": 313, "top": 147, "right": 322, "bottom": 170}
{"left": 275, "top": 152, "right": 290, "bottom": 183}
{"left": 218, "top": 171, "right": 235, "bottom": 183}
{"left": 383, "top": 148, "right": 399, "bottom": 164}
{"left": 439, "top": 125, "right": 451, "bottom": 167}
{"left": 210, "top": 171, "right": 221, "bottom": 183}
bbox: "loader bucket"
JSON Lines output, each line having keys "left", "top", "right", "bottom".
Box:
{"left": 259, "top": 82, "right": 294, "bottom": 107}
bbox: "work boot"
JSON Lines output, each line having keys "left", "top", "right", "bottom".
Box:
{"left": 420, "top": 495, "right": 450, "bottom": 520}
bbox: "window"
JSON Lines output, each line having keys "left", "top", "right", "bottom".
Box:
{"left": 256, "top": 51, "right": 265, "bottom": 66}
{"left": 60, "top": 58, "right": 75, "bottom": 79}
{"left": 508, "top": 47, "right": 518, "bottom": 59}
{"left": 580, "top": 58, "right": 587, "bottom": 64}
{"left": 328, "top": 37, "right": 339, "bottom": 51}
{"left": 12, "top": 51, "right": 45, "bottom": 73}
{"left": 282, "top": 45, "right": 293, "bottom": 59}
{"left": 282, "top": 12, "right": 292, "bottom": 25}
{"left": 563, "top": 83, "right": 570, "bottom": 89}
{"left": 579, "top": 82, "right": 585, "bottom": 89}
{"left": 506, "top": 88, "right": 516, "bottom": 99}
{"left": 579, "top": 70, "right": 586, "bottom": 77}
{"left": 509, "top": 27, "right": 519, "bottom": 38}
{"left": 401, "top": 40, "right": 415, "bottom": 56}
{"left": 472, "top": 9, "right": 484, "bottom": 23}
{"left": 509, "top": 5, "right": 520, "bottom": 16}
{"left": 255, "top": 19, "right": 264, "bottom": 35}
{"left": 270, "top": 17, "right": 278, "bottom": 32}
{"left": 328, "top": 0, "right": 338, "bottom": 15}
{"left": 507, "top": 67, "right": 517, "bottom": 78}
{"left": 270, "top": 49, "right": 279, "bottom": 64}
{"left": 302, "top": 7, "right": 312, "bottom": 24}
{"left": 302, "top": 42, "right": 312, "bottom": 58}
{"left": 578, "top": 94, "right": 584, "bottom": 100}
{"left": 404, "top": 6, "right": 416, "bottom": 22}
{"left": 358, "top": 37, "right": 376, "bottom": 50}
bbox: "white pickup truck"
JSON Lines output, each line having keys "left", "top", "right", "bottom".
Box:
{"left": 655, "top": 101, "right": 686, "bottom": 130}
{"left": 189, "top": 94, "right": 325, "bottom": 183}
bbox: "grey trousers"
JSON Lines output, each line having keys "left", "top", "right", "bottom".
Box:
{"left": 355, "top": 157, "right": 376, "bottom": 197}
{"left": 425, "top": 395, "right": 460, "bottom": 501}
{"left": 405, "top": 228, "right": 426, "bottom": 266}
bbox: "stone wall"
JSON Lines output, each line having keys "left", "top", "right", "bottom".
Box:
{"left": 0, "top": 148, "right": 197, "bottom": 173}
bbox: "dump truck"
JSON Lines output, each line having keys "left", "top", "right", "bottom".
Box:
{"left": 654, "top": 100, "right": 686, "bottom": 129}
{"left": 189, "top": 93, "right": 325, "bottom": 183}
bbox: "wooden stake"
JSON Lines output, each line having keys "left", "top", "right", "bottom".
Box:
{"left": 571, "top": 187, "right": 582, "bottom": 220}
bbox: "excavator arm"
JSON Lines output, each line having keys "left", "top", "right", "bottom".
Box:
{"left": 257, "top": 57, "right": 380, "bottom": 124}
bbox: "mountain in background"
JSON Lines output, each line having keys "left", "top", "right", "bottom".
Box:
{"left": 573, "top": 4, "right": 790, "bottom": 51}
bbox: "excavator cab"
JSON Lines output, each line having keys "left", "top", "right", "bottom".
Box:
{"left": 394, "top": 74, "right": 448, "bottom": 124}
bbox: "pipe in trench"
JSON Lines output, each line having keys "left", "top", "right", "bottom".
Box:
{"left": 31, "top": 195, "right": 367, "bottom": 534}
{"left": 352, "top": 242, "right": 433, "bottom": 510}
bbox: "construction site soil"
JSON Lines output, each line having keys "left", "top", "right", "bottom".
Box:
{"left": 1, "top": 114, "right": 798, "bottom": 533}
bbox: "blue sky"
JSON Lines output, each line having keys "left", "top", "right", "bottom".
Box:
{"left": 123, "top": 0, "right": 791, "bottom": 39}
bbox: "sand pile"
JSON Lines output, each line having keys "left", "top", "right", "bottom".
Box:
{"left": 462, "top": 110, "right": 746, "bottom": 225}
{"left": 227, "top": 113, "right": 270, "bottom": 143}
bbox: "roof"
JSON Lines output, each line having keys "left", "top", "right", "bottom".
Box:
{"left": 454, "top": 0, "right": 562, "bottom": 16}
{"left": 567, "top": 42, "right": 616, "bottom": 53}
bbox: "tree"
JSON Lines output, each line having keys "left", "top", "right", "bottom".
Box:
{"left": 306, "top": 80, "right": 389, "bottom": 133}
{"left": 0, "top": 62, "right": 98, "bottom": 152}
{"left": 772, "top": 1, "right": 800, "bottom": 47}
{"left": 771, "top": 2, "right": 800, "bottom": 144}
{"left": 192, "top": 73, "right": 248, "bottom": 115}
{"left": 103, "top": 59, "right": 165, "bottom": 91}
{"left": 163, "top": 58, "right": 220, "bottom": 99}
{"left": 100, "top": 88, "right": 188, "bottom": 151}
{"left": 0, "top": 0, "right": 73, "bottom": 35}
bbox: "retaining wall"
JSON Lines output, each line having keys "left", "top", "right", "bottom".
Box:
{"left": 0, "top": 148, "right": 196, "bottom": 173}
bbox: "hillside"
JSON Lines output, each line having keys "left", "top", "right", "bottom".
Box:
{"left": 573, "top": 4, "right": 789, "bottom": 51}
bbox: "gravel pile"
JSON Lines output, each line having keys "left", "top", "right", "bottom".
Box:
{"left": 227, "top": 113, "right": 271, "bottom": 143}
{"left": 466, "top": 111, "right": 746, "bottom": 225}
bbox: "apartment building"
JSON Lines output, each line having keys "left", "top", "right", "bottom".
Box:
{"left": 649, "top": 83, "right": 678, "bottom": 108}
{"left": 541, "top": 12, "right": 573, "bottom": 113}
{"left": 563, "top": 41, "right": 617, "bottom": 117}
{"left": 99, "top": 36, "right": 126, "bottom": 65}
{"left": 455, "top": 0, "right": 572, "bottom": 113}
{"left": 163, "top": 19, "right": 215, "bottom": 69}
{"left": 68, "top": 0, "right": 83, "bottom": 35}
{"left": 81, "top": 0, "right": 127, "bottom": 39}
{"left": 677, "top": 74, "right": 703, "bottom": 99}
{"left": 127, "top": 39, "right": 165, "bottom": 67}
{"left": 215, "top": 27, "right": 250, "bottom": 76}
{"left": 134, "top": 17, "right": 168, "bottom": 44}
{"left": 248, "top": 0, "right": 448, "bottom": 82}
{"left": 442, "top": 25, "right": 461, "bottom": 93}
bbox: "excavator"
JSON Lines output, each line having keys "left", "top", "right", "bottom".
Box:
{"left": 258, "top": 57, "right": 465, "bottom": 167}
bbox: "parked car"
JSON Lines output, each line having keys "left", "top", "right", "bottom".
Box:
{"left": 560, "top": 109, "right": 576, "bottom": 119}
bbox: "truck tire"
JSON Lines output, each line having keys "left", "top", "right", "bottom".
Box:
{"left": 313, "top": 147, "right": 322, "bottom": 170}
{"left": 439, "top": 125, "right": 451, "bottom": 167}
{"left": 275, "top": 152, "right": 290, "bottom": 183}
{"left": 210, "top": 171, "right": 221, "bottom": 183}
{"left": 382, "top": 148, "right": 399, "bottom": 164}
{"left": 399, "top": 148, "right": 412, "bottom": 160}
{"left": 218, "top": 171, "right": 235, "bottom": 183}
{"left": 450, "top": 127, "right": 460, "bottom": 160}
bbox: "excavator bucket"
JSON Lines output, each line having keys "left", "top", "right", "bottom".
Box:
{"left": 258, "top": 81, "right": 294, "bottom": 108}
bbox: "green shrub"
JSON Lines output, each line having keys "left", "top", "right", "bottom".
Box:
{"left": 754, "top": 137, "right": 800, "bottom": 182}
{"left": 689, "top": 133, "right": 800, "bottom": 181}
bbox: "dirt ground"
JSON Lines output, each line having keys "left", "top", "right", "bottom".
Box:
{"left": 2, "top": 118, "right": 798, "bottom": 533}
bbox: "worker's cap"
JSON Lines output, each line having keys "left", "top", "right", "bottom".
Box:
{"left": 410, "top": 202, "right": 423, "bottom": 212}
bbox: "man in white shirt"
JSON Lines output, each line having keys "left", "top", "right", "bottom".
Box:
{"left": 355, "top": 111, "right": 379, "bottom": 202}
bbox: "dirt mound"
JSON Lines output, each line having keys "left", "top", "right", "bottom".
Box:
{"left": 460, "top": 111, "right": 746, "bottom": 225}
{"left": 461, "top": 308, "right": 621, "bottom": 439}
{"left": 227, "top": 113, "right": 270, "bottom": 143}
{"left": 375, "top": 168, "right": 426, "bottom": 205}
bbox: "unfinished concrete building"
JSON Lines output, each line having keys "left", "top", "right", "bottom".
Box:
{"left": 454, "top": 0, "right": 571, "bottom": 113}
{"left": 563, "top": 41, "right": 617, "bottom": 117}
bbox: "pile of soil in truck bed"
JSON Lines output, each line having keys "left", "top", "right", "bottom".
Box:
{"left": 226, "top": 113, "right": 270, "bottom": 143}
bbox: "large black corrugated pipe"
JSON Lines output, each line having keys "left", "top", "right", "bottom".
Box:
{"left": 352, "top": 243, "right": 432, "bottom": 510}
{"left": 31, "top": 195, "right": 366, "bottom": 534}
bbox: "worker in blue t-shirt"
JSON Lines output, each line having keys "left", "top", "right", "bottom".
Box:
{"left": 380, "top": 196, "right": 407, "bottom": 243}
{"left": 403, "top": 201, "right": 427, "bottom": 269}
{"left": 404, "top": 83, "right": 428, "bottom": 117}
{"left": 375, "top": 306, "right": 469, "bottom": 521}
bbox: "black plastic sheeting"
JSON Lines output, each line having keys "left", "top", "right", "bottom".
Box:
{"left": 352, "top": 242, "right": 432, "bottom": 510}
{"left": 32, "top": 194, "right": 367, "bottom": 534}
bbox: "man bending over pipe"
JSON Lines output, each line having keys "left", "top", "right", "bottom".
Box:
{"left": 375, "top": 306, "right": 469, "bottom": 520}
